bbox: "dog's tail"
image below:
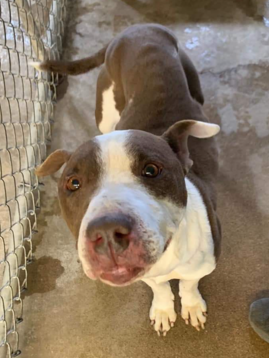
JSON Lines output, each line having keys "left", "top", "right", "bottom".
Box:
{"left": 30, "top": 44, "right": 108, "bottom": 75}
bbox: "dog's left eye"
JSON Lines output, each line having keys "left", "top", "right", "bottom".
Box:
{"left": 66, "top": 177, "right": 81, "bottom": 191}
{"left": 142, "top": 164, "right": 162, "bottom": 178}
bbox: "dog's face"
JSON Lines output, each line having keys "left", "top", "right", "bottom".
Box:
{"left": 60, "top": 130, "right": 186, "bottom": 286}
{"left": 36, "top": 121, "right": 219, "bottom": 286}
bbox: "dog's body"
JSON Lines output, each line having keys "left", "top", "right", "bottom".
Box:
{"left": 34, "top": 24, "right": 221, "bottom": 335}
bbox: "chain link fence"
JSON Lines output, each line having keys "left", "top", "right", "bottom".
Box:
{"left": 0, "top": 0, "right": 66, "bottom": 356}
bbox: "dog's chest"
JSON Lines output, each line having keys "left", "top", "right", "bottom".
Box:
{"left": 150, "top": 250, "right": 216, "bottom": 284}
{"left": 142, "top": 178, "right": 217, "bottom": 284}
{"left": 142, "top": 229, "right": 216, "bottom": 285}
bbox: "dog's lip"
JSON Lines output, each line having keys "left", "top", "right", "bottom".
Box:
{"left": 163, "top": 236, "right": 172, "bottom": 252}
{"left": 99, "top": 266, "right": 144, "bottom": 285}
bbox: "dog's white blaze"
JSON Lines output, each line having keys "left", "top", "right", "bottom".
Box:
{"left": 98, "top": 83, "right": 121, "bottom": 134}
{"left": 96, "top": 130, "right": 133, "bottom": 181}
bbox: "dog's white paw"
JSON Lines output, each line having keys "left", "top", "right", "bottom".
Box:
{"left": 181, "top": 297, "right": 207, "bottom": 331}
{"left": 150, "top": 302, "right": 177, "bottom": 336}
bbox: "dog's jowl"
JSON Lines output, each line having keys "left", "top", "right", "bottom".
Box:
{"left": 33, "top": 24, "right": 221, "bottom": 336}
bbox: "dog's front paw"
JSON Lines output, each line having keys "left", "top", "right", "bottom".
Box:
{"left": 150, "top": 301, "right": 177, "bottom": 336}
{"left": 181, "top": 297, "right": 207, "bottom": 331}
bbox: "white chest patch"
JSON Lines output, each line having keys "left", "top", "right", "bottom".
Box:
{"left": 143, "top": 178, "right": 216, "bottom": 283}
{"left": 98, "top": 83, "right": 121, "bottom": 134}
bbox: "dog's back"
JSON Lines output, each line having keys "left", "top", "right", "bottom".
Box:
{"left": 105, "top": 24, "right": 205, "bottom": 132}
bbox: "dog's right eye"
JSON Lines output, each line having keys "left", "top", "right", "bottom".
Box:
{"left": 66, "top": 177, "right": 81, "bottom": 191}
{"left": 142, "top": 164, "right": 162, "bottom": 178}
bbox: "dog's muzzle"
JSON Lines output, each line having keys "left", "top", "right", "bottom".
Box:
{"left": 83, "top": 213, "right": 149, "bottom": 285}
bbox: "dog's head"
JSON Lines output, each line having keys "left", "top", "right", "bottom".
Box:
{"left": 36, "top": 120, "right": 219, "bottom": 286}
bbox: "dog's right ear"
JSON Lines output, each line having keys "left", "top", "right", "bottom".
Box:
{"left": 162, "top": 120, "right": 220, "bottom": 174}
{"left": 35, "top": 150, "right": 72, "bottom": 177}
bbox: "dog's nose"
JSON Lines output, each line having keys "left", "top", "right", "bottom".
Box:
{"left": 86, "top": 214, "right": 134, "bottom": 255}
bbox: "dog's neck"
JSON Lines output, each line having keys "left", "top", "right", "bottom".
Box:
{"left": 142, "top": 178, "right": 215, "bottom": 282}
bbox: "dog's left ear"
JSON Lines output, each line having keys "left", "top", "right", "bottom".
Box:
{"left": 162, "top": 120, "right": 220, "bottom": 174}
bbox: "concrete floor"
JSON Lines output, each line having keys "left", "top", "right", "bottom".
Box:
{"left": 21, "top": 0, "right": 269, "bottom": 357}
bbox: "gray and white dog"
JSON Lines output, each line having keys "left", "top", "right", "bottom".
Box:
{"left": 33, "top": 24, "right": 221, "bottom": 336}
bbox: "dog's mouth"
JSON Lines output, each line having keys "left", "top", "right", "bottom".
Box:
{"left": 99, "top": 266, "right": 144, "bottom": 285}
{"left": 163, "top": 236, "right": 172, "bottom": 252}
{"left": 83, "top": 235, "right": 172, "bottom": 286}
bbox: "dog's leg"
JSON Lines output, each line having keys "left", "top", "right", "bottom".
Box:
{"left": 142, "top": 278, "right": 177, "bottom": 336}
{"left": 95, "top": 67, "right": 125, "bottom": 134}
{"left": 179, "top": 279, "right": 207, "bottom": 331}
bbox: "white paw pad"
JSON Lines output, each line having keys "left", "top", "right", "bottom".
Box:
{"left": 181, "top": 298, "right": 207, "bottom": 331}
{"left": 150, "top": 305, "right": 177, "bottom": 336}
